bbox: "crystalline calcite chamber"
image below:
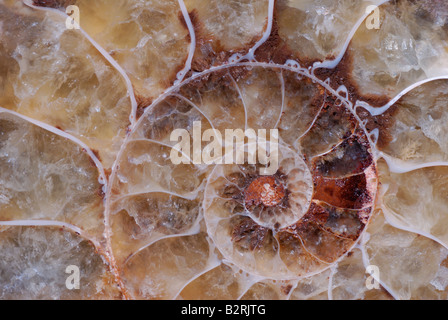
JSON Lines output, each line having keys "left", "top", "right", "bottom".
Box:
{"left": 0, "top": 0, "right": 448, "bottom": 300}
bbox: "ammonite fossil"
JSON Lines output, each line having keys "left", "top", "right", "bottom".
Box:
{"left": 1, "top": 0, "right": 448, "bottom": 300}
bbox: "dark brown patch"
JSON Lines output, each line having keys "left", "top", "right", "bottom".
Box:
{"left": 221, "top": 184, "right": 243, "bottom": 201}
{"left": 356, "top": 104, "right": 399, "bottom": 149}
{"left": 104, "top": 168, "right": 112, "bottom": 179}
{"left": 240, "top": 3, "right": 398, "bottom": 150}
{"left": 283, "top": 219, "right": 353, "bottom": 263}
{"left": 252, "top": 5, "right": 295, "bottom": 65}
{"left": 177, "top": 66, "right": 251, "bottom": 102}
{"left": 91, "top": 148, "right": 101, "bottom": 162}
{"left": 313, "top": 53, "right": 387, "bottom": 107}
{"left": 312, "top": 129, "right": 373, "bottom": 178}
{"left": 299, "top": 94, "right": 358, "bottom": 160}
{"left": 33, "top": 0, "right": 75, "bottom": 8}
{"left": 231, "top": 216, "right": 270, "bottom": 251}
{"left": 178, "top": 9, "right": 262, "bottom": 74}
{"left": 313, "top": 173, "right": 373, "bottom": 210}
{"left": 175, "top": 2, "right": 398, "bottom": 151}
{"left": 281, "top": 284, "right": 293, "bottom": 295}
{"left": 134, "top": 93, "right": 153, "bottom": 120}
{"left": 226, "top": 171, "right": 248, "bottom": 189}
{"left": 97, "top": 185, "right": 105, "bottom": 199}
{"left": 303, "top": 202, "right": 368, "bottom": 240}
{"left": 303, "top": 202, "right": 329, "bottom": 225}
{"left": 313, "top": 52, "right": 399, "bottom": 149}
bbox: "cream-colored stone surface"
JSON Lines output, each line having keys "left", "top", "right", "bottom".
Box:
{"left": 350, "top": 0, "right": 448, "bottom": 97}
{"left": 0, "top": 226, "right": 120, "bottom": 299}
{"left": 379, "top": 160, "right": 448, "bottom": 248}
{"left": 0, "top": 1, "right": 131, "bottom": 167}
{"left": 184, "top": 0, "right": 269, "bottom": 50}
{"left": 121, "top": 232, "right": 217, "bottom": 299}
{"left": 331, "top": 248, "right": 392, "bottom": 300}
{"left": 379, "top": 80, "right": 448, "bottom": 163}
{"left": 365, "top": 211, "right": 448, "bottom": 300}
{"left": 0, "top": 112, "right": 104, "bottom": 240}
{"left": 75, "top": 0, "right": 190, "bottom": 100}
{"left": 277, "top": 0, "right": 382, "bottom": 62}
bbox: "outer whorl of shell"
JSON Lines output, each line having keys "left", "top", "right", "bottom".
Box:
{"left": 110, "top": 65, "right": 378, "bottom": 293}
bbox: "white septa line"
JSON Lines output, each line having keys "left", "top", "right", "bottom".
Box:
{"left": 0, "top": 219, "right": 101, "bottom": 250}
{"left": 145, "top": 61, "right": 379, "bottom": 164}
{"left": 232, "top": 262, "right": 266, "bottom": 300}
{"left": 112, "top": 184, "right": 200, "bottom": 205}
{"left": 284, "top": 279, "right": 299, "bottom": 300}
{"left": 229, "top": 0, "right": 275, "bottom": 63}
{"left": 110, "top": 187, "right": 200, "bottom": 213}
{"left": 356, "top": 76, "right": 448, "bottom": 117}
{"left": 203, "top": 165, "right": 332, "bottom": 281}
{"left": 273, "top": 69, "right": 285, "bottom": 130}
{"left": 312, "top": 0, "right": 391, "bottom": 72}
{"left": 293, "top": 91, "right": 327, "bottom": 144}
{"left": 136, "top": 62, "right": 290, "bottom": 124}
{"left": 171, "top": 92, "right": 217, "bottom": 132}
{"left": 123, "top": 222, "right": 202, "bottom": 266}
{"left": 0, "top": 105, "right": 118, "bottom": 290}
{"left": 11, "top": 1, "right": 402, "bottom": 298}
{"left": 327, "top": 265, "right": 337, "bottom": 300}
{"left": 172, "top": 261, "right": 222, "bottom": 300}
{"left": 172, "top": 240, "right": 222, "bottom": 299}
{"left": 228, "top": 72, "right": 248, "bottom": 130}
{"left": 107, "top": 64, "right": 250, "bottom": 222}
{"left": 235, "top": 278, "right": 276, "bottom": 301}
{"left": 78, "top": 27, "right": 138, "bottom": 125}
{"left": 379, "top": 152, "right": 448, "bottom": 173}
{"left": 175, "top": 0, "right": 196, "bottom": 86}
{"left": 125, "top": 136, "right": 194, "bottom": 166}
{"left": 382, "top": 205, "right": 448, "bottom": 251}
{"left": 132, "top": 61, "right": 375, "bottom": 165}
{"left": 123, "top": 205, "right": 205, "bottom": 270}
{"left": 22, "top": 0, "right": 138, "bottom": 126}
{"left": 0, "top": 107, "right": 107, "bottom": 190}
{"left": 109, "top": 60, "right": 419, "bottom": 287}
{"left": 378, "top": 182, "right": 448, "bottom": 249}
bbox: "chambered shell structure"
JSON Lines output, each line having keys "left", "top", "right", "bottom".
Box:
{"left": 1, "top": 0, "right": 448, "bottom": 300}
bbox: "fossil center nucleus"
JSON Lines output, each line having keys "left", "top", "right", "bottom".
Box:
{"left": 245, "top": 176, "right": 286, "bottom": 208}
